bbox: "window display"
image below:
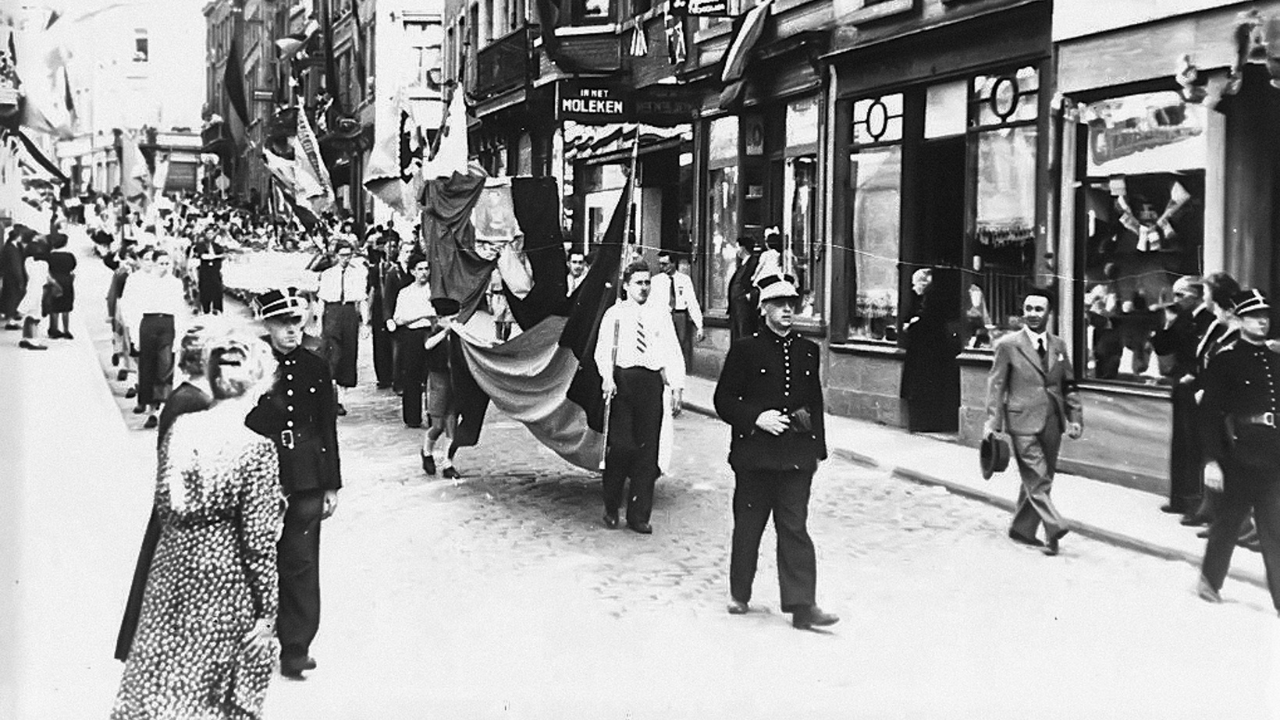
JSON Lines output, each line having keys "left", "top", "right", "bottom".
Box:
{"left": 1078, "top": 91, "right": 1206, "bottom": 383}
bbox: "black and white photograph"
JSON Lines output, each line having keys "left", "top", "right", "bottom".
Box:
{"left": 2, "top": 0, "right": 1280, "bottom": 717}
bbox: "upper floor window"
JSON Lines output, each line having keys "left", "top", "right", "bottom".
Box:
{"left": 574, "top": 0, "right": 615, "bottom": 24}
{"left": 405, "top": 21, "right": 443, "bottom": 88}
{"left": 133, "top": 29, "right": 149, "bottom": 62}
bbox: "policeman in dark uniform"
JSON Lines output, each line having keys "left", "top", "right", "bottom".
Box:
{"left": 1196, "top": 289, "right": 1280, "bottom": 614}
{"left": 713, "top": 276, "right": 838, "bottom": 630}
{"left": 245, "top": 287, "right": 343, "bottom": 678}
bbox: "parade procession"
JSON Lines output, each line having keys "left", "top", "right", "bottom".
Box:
{"left": 4, "top": 0, "right": 1280, "bottom": 718}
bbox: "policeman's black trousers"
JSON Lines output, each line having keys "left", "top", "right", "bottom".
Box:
{"left": 1201, "top": 466, "right": 1280, "bottom": 610}
{"left": 730, "top": 468, "right": 817, "bottom": 613}
{"left": 137, "top": 314, "right": 174, "bottom": 407}
{"left": 278, "top": 490, "right": 324, "bottom": 661}
{"left": 603, "top": 367, "right": 663, "bottom": 525}
{"left": 197, "top": 268, "right": 223, "bottom": 314}
{"left": 396, "top": 327, "right": 429, "bottom": 426}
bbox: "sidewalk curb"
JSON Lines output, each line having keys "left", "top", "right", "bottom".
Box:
{"left": 683, "top": 398, "right": 1268, "bottom": 591}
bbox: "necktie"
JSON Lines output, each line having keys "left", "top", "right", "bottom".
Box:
{"left": 1037, "top": 337, "right": 1047, "bottom": 368}
{"left": 669, "top": 278, "right": 677, "bottom": 311}
{"left": 636, "top": 315, "right": 648, "bottom": 356}
{"left": 339, "top": 266, "right": 347, "bottom": 303}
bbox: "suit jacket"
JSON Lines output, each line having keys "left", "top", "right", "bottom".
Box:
{"left": 714, "top": 329, "right": 827, "bottom": 473}
{"left": 985, "top": 329, "right": 1083, "bottom": 436}
{"left": 381, "top": 264, "right": 413, "bottom": 322}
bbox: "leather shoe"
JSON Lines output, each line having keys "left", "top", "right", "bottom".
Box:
{"left": 280, "top": 655, "right": 310, "bottom": 679}
{"left": 336, "top": 403, "right": 348, "bottom": 416}
{"left": 792, "top": 606, "right": 839, "bottom": 629}
{"left": 117, "top": 369, "right": 129, "bottom": 381}
{"left": 18, "top": 340, "right": 47, "bottom": 350}
{"left": 603, "top": 512, "right": 619, "bottom": 529}
{"left": 442, "top": 466, "right": 460, "bottom": 480}
{"left": 1196, "top": 527, "right": 1211, "bottom": 539}
{"left": 1160, "top": 503, "right": 1185, "bottom": 515}
{"left": 1008, "top": 530, "right": 1044, "bottom": 548}
{"left": 1197, "top": 576, "right": 1222, "bottom": 604}
{"left": 1180, "top": 513, "right": 1211, "bottom": 527}
{"left": 132, "top": 403, "right": 147, "bottom": 414}
{"left": 627, "top": 521, "right": 653, "bottom": 535}
{"left": 1041, "top": 530, "right": 1068, "bottom": 557}
{"left": 143, "top": 415, "right": 158, "bottom": 430}
{"left": 422, "top": 453, "right": 436, "bottom": 475}
{"left": 727, "top": 599, "right": 749, "bottom": 615}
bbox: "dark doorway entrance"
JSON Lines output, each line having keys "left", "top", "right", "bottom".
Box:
{"left": 901, "top": 136, "right": 965, "bottom": 433}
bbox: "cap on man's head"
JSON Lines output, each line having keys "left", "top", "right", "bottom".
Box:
{"left": 431, "top": 297, "right": 461, "bottom": 317}
{"left": 757, "top": 274, "right": 800, "bottom": 305}
{"left": 257, "top": 287, "right": 309, "bottom": 321}
{"left": 1231, "top": 289, "right": 1271, "bottom": 317}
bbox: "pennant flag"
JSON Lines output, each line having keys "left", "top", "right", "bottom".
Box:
{"left": 119, "top": 131, "right": 151, "bottom": 212}
{"left": 364, "top": 88, "right": 423, "bottom": 217}
{"left": 421, "top": 86, "right": 469, "bottom": 180}
{"left": 151, "top": 150, "right": 171, "bottom": 197}
{"left": 292, "top": 110, "right": 334, "bottom": 212}
{"left": 721, "top": 0, "right": 771, "bottom": 84}
{"left": 12, "top": 23, "right": 76, "bottom": 137}
{"left": 224, "top": 35, "right": 251, "bottom": 127}
{"left": 448, "top": 186, "right": 627, "bottom": 468}
{"left": 262, "top": 147, "right": 297, "bottom": 192}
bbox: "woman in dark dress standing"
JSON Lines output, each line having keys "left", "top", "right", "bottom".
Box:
{"left": 44, "top": 232, "right": 77, "bottom": 339}
{"left": 899, "top": 268, "right": 960, "bottom": 433}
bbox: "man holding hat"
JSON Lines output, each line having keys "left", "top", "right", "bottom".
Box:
{"left": 714, "top": 274, "right": 838, "bottom": 630}
{"left": 245, "top": 287, "right": 343, "bottom": 679}
{"left": 1196, "top": 288, "right": 1280, "bottom": 612}
{"left": 983, "top": 288, "right": 1083, "bottom": 556}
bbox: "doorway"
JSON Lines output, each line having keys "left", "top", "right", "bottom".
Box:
{"left": 903, "top": 136, "right": 965, "bottom": 433}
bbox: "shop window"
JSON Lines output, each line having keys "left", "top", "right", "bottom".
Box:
{"left": 133, "top": 30, "right": 148, "bottom": 63}
{"left": 574, "top": 0, "right": 615, "bottom": 24}
{"left": 706, "top": 116, "right": 739, "bottom": 313}
{"left": 966, "top": 65, "right": 1040, "bottom": 348}
{"left": 784, "top": 96, "right": 821, "bottom": 319}
{"left": 1078, "top": 90, "right": 1206, "bottom": 384}
{"left": 847, "top": 93, "right": 903, "bottom": 341}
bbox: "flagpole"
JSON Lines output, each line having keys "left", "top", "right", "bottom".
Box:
{"left": 601, "top": 123, "right": 642, "bottom": 469}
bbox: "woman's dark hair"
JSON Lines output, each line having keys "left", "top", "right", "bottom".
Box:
{"left": 48, "top": 233, "right": 68, "bottom": 250}
{"left": 1203, "top": 272, "right": 1241, "bottom": 309}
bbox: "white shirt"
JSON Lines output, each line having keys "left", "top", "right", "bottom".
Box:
{"left": 394, "top": 282, "right": 436, "bottom": 329}
{"left": 649, "top": 271, "right": 704, "bottom": 331}
{"left": 595, "top": 299, "right": 686, "bottom": 390}
{"left": 317, "top": 260, "right": 368, "bottom": 303}
{"left": 121, "top": 271, "right": 186, "bottom": 338}
{"left": 1024, "top": 326, "right": 1049, "bottom": 354}
{"left": 567, "top": 272, "right": 586, "bottom": 296}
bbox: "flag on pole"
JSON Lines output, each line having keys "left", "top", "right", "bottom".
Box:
{"left": 151, "top": 150, "right": 171, "bottom": 198}
{"left": 292, "top": 110, "right": 334, "bottom": 212}
{"left": 224, "top": 35, "right": 250, "bottom": 128}
{"left": 119, "top": 131, "right": 151, "bottom": 212}
{"left": 421, "top": 86, "right": 469, "bottom": 181}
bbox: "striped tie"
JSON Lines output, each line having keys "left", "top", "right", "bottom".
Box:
{"left": 636, "top": 317, "right": 648, "bottom": 355}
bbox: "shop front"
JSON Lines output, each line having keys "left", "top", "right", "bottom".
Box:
{"left": 824, "top": 1, "right": 1053, "bottom": 432}
{"left": 1049, "top": 0, "right": 1280, "bottom": 490}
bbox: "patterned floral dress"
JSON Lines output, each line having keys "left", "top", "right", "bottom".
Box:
{"left": 112, "top": 407, "right": 285, "bottom": 720}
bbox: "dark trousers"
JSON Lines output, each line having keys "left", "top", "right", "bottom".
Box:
{"left": 1009, "top": 411, "right": 1069, "bottom": 542}
{"left": 1201, "top": 465, "right": 1280, "bottom": 610}
{"left": 279, "top": 490, "right": 324, "bottom": 660}
{"left": 137, "top": 314, "right": 175, "bottom": 407}
{"left": 371, "top": 301, "right": 394, "bottom": 387}
{"left": 672, "top": 309, "right": 693, "bottom": 363}
{"left": 603, "top": 367, "right": 664, "bottom": 524}
{"left": 730, "top": 468, "right": 818, "bottom": 613}
{"left": 197, "top": 268, "right": 223, "bottom": 313}
{"left": 322, "top": 303, "right": 360, "bottom": 388}
{"left": 397, "top": 327, "right": 429, "bottom": 426}
{"left": 1168, "top": 383, "right": 1203, "bottom": 511}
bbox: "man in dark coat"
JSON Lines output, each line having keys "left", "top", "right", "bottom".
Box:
{"left": 192, "top": 230, "right": 226, "bottom": 314}
{"left": 714, "top": 276, "right": 838, "bottom": 630}
{"left": 1151, "top": 275, "right": 1213, "bottom": 515}
{"left": 366, "top": 230, "right": 396, "bottom": 389}
{"left": 381, "top": 241, "right": 416, "bottom": 394}
{"left": 0, "top": 224, "right": 33, "bottom": 329}
{"left": 245, "top": 287, "right": 343, "bottom": 680}
{"left": 727, "top": 238, "right": 761, "bottom": 343}
{"left": 1196, "top": 289, "right": 1280, "bottom": 612}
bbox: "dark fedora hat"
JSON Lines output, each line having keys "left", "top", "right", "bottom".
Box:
{"left": 980, "top": 433, "right": 1011, "bottom": 480}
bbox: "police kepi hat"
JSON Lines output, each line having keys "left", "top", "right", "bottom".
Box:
{"left": 257, "top": 287, "right": 309, "bottom": 321}
{"left": 1230, "top": 288, "right": 1271, "bottom": 317}
{"left": 757, "top": 275, "right": 800, "bottom": 305}
{"left": 980, "top": 433, "right": 1011, "bottom": 480}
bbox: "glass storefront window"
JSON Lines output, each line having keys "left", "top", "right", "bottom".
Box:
{"left": 847, "top": 143, "right": 903, "bottom": 341}
{"left": 965, "top": 66, "right": 1040, "bottom": 348}
{"left": 707, "top": 166, "right": 740, "bottom": 313}
{"left": 784, "top": 155, "right": 818, "bottom": 318}
{"left": 1079, "top": 91, "right": 1206, "bottom": 384}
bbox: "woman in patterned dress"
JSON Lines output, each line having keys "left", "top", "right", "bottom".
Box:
{"left": 112, "top": 332, "right": 285, "bottom": 720}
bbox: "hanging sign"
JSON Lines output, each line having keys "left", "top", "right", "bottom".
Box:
{"left": 670, "top": 0, "right": 731, "bottom": 16}
{"left": 557, "top": 81, "right": 628, "bottom": 123}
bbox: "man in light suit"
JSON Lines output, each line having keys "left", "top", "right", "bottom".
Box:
{"left": 984, "top": 288, "right": 1084, "bottom": 556}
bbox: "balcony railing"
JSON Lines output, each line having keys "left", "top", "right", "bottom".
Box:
{"left": 475, "top": 25, "right": 534, "bottom": 98}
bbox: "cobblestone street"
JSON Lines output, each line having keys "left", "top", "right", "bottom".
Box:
{"left": 66, "top": 261, "right": 1279, "bottom": 719}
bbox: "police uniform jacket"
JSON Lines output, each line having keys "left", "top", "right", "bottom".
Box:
{"left": 245, "top": 344, "right": 342, "bottom": 494}
{"left": 1198, "top": 339, "right": 1280, "bottom": 474}
{"left": 713, "top": 328, "right": 827, "bottom": 474}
